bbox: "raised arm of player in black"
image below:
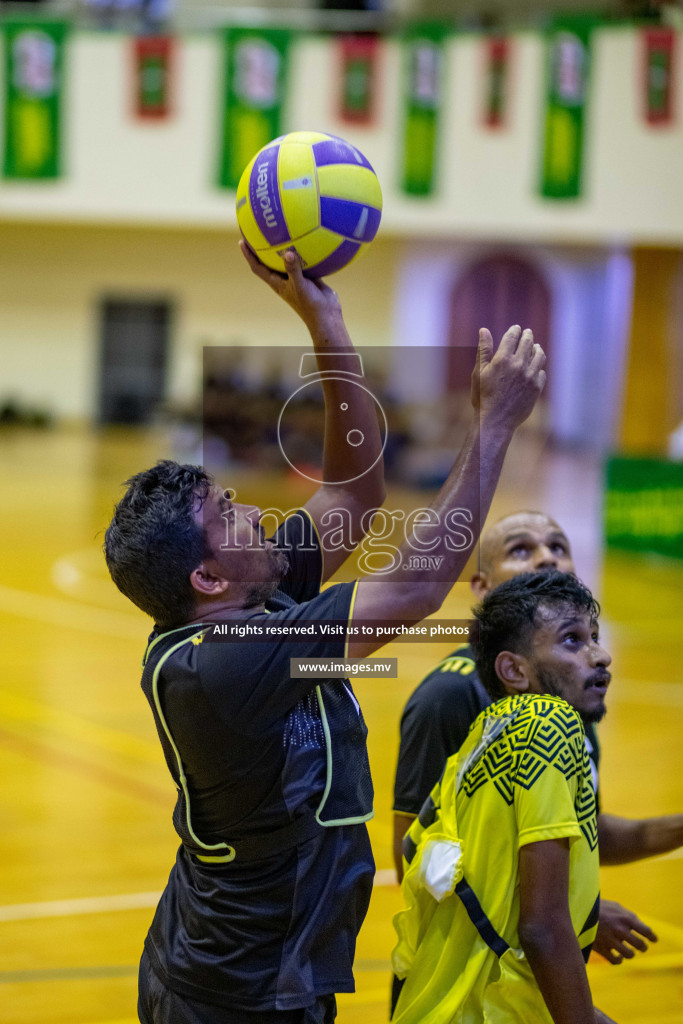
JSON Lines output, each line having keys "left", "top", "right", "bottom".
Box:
{"left": 348, "top": 325, "right": 546, "bottom": 657}
{"left": 241, "top": 243, "right": 385, "bottom": 581}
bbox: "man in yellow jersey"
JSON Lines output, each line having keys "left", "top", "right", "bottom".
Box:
{"left": 392, "top": 571, "right": 616, "bottom": 1024}
{"left": 393, "top": 510, "right": 683, "bottom": 965}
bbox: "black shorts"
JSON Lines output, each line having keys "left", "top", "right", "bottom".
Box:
{"left": 138, "top": 950, "right": 337, "bottom": 1024}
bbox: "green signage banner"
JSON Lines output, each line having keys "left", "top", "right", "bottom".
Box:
{"left": 2, "top": 19, "right": 69, "bottom": 180}
{"left": 604, "top": 456, "right": 683, "bottom": 560}
{"left": 217, "top": 27, "right": 291, "bottom": 190}
{"left": 399, "top": 22, "right": 448, "bottom": 197}
{"left": 539, "top": 16, "right": 596, "bottom": 200}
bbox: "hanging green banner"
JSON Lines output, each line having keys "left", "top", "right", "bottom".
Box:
{"left": 399, "top": 22, "right": 448, "bottom": 197}
{"left": 539, "top": 17, "right": 596, "bottom": 200}
{"left": 2, "top": 19, "right": 69, "bottom": 180}
{"left": 217, "top": 27, "right": 291, "bottom": 190}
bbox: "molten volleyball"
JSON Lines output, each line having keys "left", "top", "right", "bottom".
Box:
{"left": 235, "top": 131, "right": 382, "bottom": 278}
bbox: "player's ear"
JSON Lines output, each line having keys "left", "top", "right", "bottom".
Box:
{"left": 470, "top": 572, "right": 490, "bottom": 600}
{"left": 190, "top": 565, "right": 230, "bottom": 597}
{"left": 495, "top": 651, "right": 530, "bottom": 695}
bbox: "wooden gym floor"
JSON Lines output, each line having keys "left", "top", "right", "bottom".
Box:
{"left": 1, "top": 425, "right": 682, "bottom": 1024}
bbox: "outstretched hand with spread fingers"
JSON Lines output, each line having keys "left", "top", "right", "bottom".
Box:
{"left": 471, "top": 324, "right": 547, "bottom": 432}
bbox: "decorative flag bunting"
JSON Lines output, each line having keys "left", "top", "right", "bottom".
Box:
{"left": 399, "top": 22, "right": 447, "bottom": 197}
{"left": 218, "top": 27, "right": 291, "bottom": 190}
{"left": 539, "top": 17, "right": 595, "bottom": 200}
{"left": 483, "top": 36, "right": 510, "bottom": 129}
{"left": 2, "top": 19, "right": 69, "bottom": 180}
{"left": 133, "top": 36, "right": 174, "bottom": 120}
{"left": 338, "top": 34, "right": 379, "bottom": 125}
{"left": 642, "top": 28, "right": 676, "bottom": 125}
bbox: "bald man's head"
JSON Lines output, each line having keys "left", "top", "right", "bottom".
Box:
{"left": 470, "top": 511, "right": 575, "bottom": 600}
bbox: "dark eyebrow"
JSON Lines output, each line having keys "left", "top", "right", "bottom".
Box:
{"left": 503, "top": 530, "right": 570, "bottom": 550}
{"left": 502, "top": 532, "right": 533, "bottom": 546}
{"left": 556, "top": 617, "right": 581, "bottom": 631}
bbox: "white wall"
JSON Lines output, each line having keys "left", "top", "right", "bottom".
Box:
{"left": 0, "top": 219, "right": 648, "bottom": 453}
{"left": 0, "top": 27, "right": 681, "bottom": 243}
{"left": 0, "top": 222, "right": 402, "bottom": 418}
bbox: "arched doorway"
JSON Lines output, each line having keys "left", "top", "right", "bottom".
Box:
{"left": 447, "top": 255, "right": 551, "bottom": 392}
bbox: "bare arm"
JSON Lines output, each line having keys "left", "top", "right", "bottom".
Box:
{"left": 598, "top": 811, "right": 683, "bottom": 865}
{"left": 393, "top": 812, "right": 416, "bottom": 883}
{"left": 241, "top": 243, "right": 384, "bottom": 580}
{"left": 518, "top": 839, "right": 596, "bottom": 1024}
{"left": 348, "top": 325, "right": 546, "bottom": 656}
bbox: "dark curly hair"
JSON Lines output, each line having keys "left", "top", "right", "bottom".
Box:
{"left": 104, "top": 460, "right": 214, "bottom": 630}
{"left": 470, "top": 570, "right": 600, "bottom": 700}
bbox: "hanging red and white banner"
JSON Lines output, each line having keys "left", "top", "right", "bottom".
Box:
{"left": 642, "top": 28, "right": 677, "bottom": 126}
{"left": 133, "top": 36, "right": 174, "bottom": 120}
{"left": 337, "top": 34, "right": 379, "bottom": 125}
{"left": 483, "top": 36, "right": 510, "bottom": 129}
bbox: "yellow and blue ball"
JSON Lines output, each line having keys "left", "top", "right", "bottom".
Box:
{"left": 236, "top": 130, "right": 382, "bottom": 278}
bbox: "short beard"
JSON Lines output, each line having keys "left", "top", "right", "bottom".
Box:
{"left": 579, "top": 706, "right": 607, "bottom": 725}
{"left": 242, "top": 547, "right": 289, "bottom": 608}
{"left": 536, "top": 665, "right": 607, "bottom": 724}
{"left": 270, "top": 545, "right": 290, "bottom": 581}
{"left": 243, "top": 579, "right": 282, "bottom": 608}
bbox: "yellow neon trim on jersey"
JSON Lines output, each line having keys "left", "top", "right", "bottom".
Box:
{"left": 196, "top": 850, "right": 236, "bottom": 863}
{"left": 313, "top": 683, "right": 374, "bottom": 828}
{"left": 142, "top": 622, "right": 214, "bottom": 667}
{"left": 151, "top": 630, "right": 234, "bottom": 855}
{"left": 344, "top": 580, "right": 360, "bottom": 659}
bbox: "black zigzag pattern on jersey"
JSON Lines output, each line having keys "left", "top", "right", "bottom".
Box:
{"left": 575, "top": 745, "right": 599, "bottom": 851}
{"left": 460, "top": 695, "right": 598, "bottom": 850}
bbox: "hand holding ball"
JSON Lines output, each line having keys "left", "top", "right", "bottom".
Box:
{"left": 236, "top": 131, "right": 382, "bottom": 278}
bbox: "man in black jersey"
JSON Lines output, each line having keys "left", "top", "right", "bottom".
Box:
{"left": 105, "top": 243, "right": 546, "bottom": 1023}
{"left": 393, "top": 509, "right": 683, "bottom": 966}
